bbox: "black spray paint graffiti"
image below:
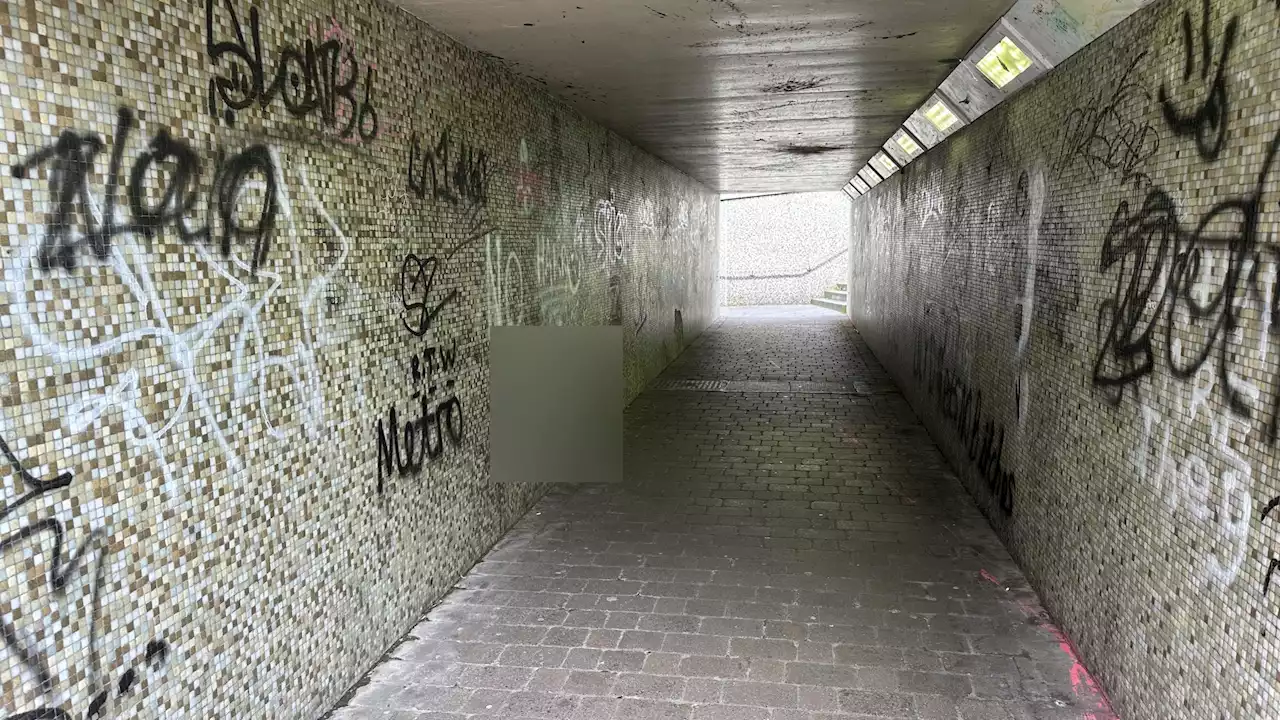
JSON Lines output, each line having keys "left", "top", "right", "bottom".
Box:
{"left": 400, "top": 254, "right": 458, "bottom": 337}
{"left": 0, "top": 436, "right": 96, "bottom": 696}
{"left": 13, "top": 636, "right": 166, "bottom": 720}
{"left": 375, "top": 341, "right": 465, "bottom": 494}
{"left": 0, "top": 435, "right": 73, "bottom": 523}
{"left": 206, "top": 0, "right": 379, "bottom": 142}
{"left": 10, "top": 107, "right": 278, "bottom": 274}
{"left": 913, "top": 331, "right": 1016, "bottom": 515}
{"left": 1054, "top": 52, "right": 1159, "bottom": 189}
{"left": 1091, "top": 129, "right": 1280, "bottom": 439}
{"left": 1158, "top": 0, "right": 1236, "bottom": 161}
{"left": 80, "top": 639, "right": 169, "bottom": 720}
{"left": 12, "top": 640, "right": 171, "bottom": 720}
{"left": 0, "top": 436, "right": 171, "bottom": 719}
{"left": 1262, "top": 496, "right": 1280, "bottom": 596}
{"left": 407, "top": 127, "right": 491, "bottom": 209}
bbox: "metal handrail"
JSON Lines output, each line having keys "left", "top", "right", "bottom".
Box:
{"left": 718, "top": 247, "right": 849, "bottom": 280}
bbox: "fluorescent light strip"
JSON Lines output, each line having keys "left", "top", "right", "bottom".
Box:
{"left": 976, "top": 37, "right": 1033, "bottom": 88}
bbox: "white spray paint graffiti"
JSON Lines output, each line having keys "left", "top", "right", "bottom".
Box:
{"left": 1132, "top": 354, "right": 1253, "bottom": 587}
{"left": 4, "top": 149, "right": 358, "bottom": 481}
{"left": 535, "top": 228, "right": 582, "bottom": 326}
{"left": 1, "top": 144, "right": 358, "bottom": 716}
{"left": 1015, "top": 170, "right": 1046, "bottom": 362}
{"left": 593, "top": 193, "right": 628, "bottom": 272}
{"left": 1014, "top": 168, "right": 1046, "bottom": 432}
{"left": 485, "top": 232, "right": 526, "bottom": 327}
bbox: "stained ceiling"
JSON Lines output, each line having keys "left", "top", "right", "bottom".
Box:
{"left": 391, "top": 0, "right": 1019, "bottom": 193}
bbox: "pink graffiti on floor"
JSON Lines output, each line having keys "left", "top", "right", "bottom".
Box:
{"left": 979, "top": 569, "right": 1119, "bottom": 720}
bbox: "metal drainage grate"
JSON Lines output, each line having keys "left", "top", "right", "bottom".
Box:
{"left": 652, "top": 379, "right": 732, "bottom": 392}
{"left": 652, "top": 379, "right": 870, "bottom": 395}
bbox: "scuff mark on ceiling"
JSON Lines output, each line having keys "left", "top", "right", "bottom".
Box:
{"left": 763, "top": 77, "right": 827, "bottom": 94}
{"left": 783, "top": 145, "right": 842, "bottom": 155}
{"left": 732, "top": 100, "right": 797, "bottom": 118}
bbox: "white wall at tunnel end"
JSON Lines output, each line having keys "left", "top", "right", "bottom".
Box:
{"left": 719, "top": 192, "right": 851, "bottom": 307}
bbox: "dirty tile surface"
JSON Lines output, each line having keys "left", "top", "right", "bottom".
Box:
{"left": 0, "top": 0, "right": 717, "bottom": 712}
{"left": 846, "top": 1, "right": 1280, "bottom": 718}
{"left": 335, "top": 306, "right": 1112, "bottom": 720}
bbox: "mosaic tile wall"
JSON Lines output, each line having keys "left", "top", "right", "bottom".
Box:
{"left": 720, "top": 192, "right": 849, "bottom": 307}
{"left": 0, "top": 0, "right": 719, "bottom": 716}
{"left": 847, "top": 0, "right": 1280, "bottom": 716}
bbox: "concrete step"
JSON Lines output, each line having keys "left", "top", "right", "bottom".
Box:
{"left": 811, "top": 296, "right": 847, "bottom": 313}
{"left": 824, "top": 289, "right": 848, "bottom": 302}
{"left": 835, "top": 282, "right": 848, "bottom": 291}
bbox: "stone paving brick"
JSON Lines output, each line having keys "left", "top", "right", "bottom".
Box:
{"left": 572, "top": 697, "right": 619, "bottom": 720}
{"left": 460, "top": 689, "right": 514, "bottom": 714}
{"left": 459, "top": 665, "right": 533, "bottom": 690}
{"left": 564, "top": 670, "right": 614, "bottom": 695}
{"left": 644, "top": 652, "right": 685, "bottom": 674}
{"left": 386, "top": 684, "right": 470, "bottom": 711}
{"left": 684, "top": 677, "right": 725, "bottom": 703}
{"left": 497, "top": 645, "right": 569, "bottom": 667}
{"left": 331, "top": 307, "right": 1112, "bottom": 719}
{"left": 839, "top": 689, "right": 914, "bottom": 717}
{"left": 723, "top": 679, "right": 798, "bottom": 707}
{"left": 528, "top": 667, "right": 569, "bottom": 691}
{"left": 691, "top": 705, "right": 770, "bottom": 720}
{"left": 616, "top": 698, "right": 693, "bottom": 720}
{"left": 679, "top": 655, "right": 751, "bottom": 679}
{"left": 563, "top": 648, "right": 601, "bottom": 669}
{"left": 663, "top": 632, "right": 730, "bottom": 656}
{"left": 730, "top": 637, "right": 797, "bottom": 660}
{"left": 501, "top": 690, "right": 579, "bottom": 717}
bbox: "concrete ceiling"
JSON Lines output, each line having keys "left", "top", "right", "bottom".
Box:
{"left": 392, "top": 0, "right": 1017, "bottom": 193}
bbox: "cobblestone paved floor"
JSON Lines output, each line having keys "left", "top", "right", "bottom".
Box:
{"left": 332, "top": 306, "right": 1113, "bottom": 720}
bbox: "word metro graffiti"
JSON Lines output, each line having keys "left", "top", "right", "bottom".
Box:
{"left": 375, "top": 341, "right": 465, "bottom": 493}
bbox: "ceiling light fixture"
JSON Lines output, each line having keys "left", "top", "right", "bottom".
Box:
{"left": 924, "top": 101, "right": 959, "bottom": 132}
{"left": 976, "top": 37, "right": 1033, "bottom": 88}
{"left": 873, "top": 153, "right": 898, "bottom": 175}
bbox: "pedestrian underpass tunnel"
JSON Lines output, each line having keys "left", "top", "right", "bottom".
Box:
{"left": 0, "top": 0, "right": 1276, "bottom": 718}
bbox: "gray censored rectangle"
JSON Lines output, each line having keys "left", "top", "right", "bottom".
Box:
{"left": 490, "top": 326, "right": 623, "bottom": 484}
